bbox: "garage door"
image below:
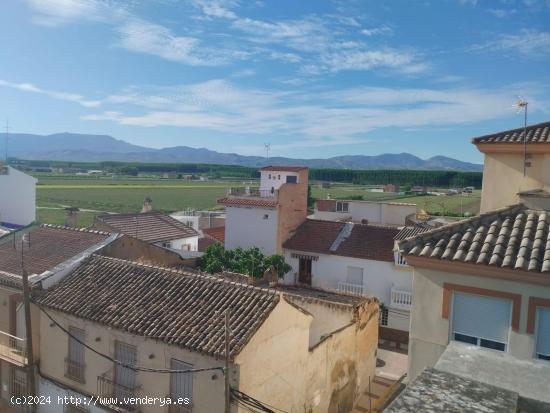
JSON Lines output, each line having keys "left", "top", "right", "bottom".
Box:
{"left": 451, "top": 292, "right": 511, "bottom": 351}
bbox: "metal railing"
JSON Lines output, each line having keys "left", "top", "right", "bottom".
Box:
{"left": 394, "top": 251, "right": 408, "bottom": 267}
{"left": 0, "top": 330, "right": 27, "bottom": 366}
{"left": 337, "top": 282, "right": 367, "bottom": 297}
{"left": 97, "top": 372, "right": 139, "bottom": 411}
{"left": 226, "top": 187, "right": 278, "bottom": 199}
{"left": 65, "top": 358, "right": 86, "bottom": 383}
{"left": 390, "top": 287, "right": 412, "bottom": 310}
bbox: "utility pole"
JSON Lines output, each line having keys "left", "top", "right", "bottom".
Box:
{"left": 515, "top": 98, "right": 528, "bottom": 176}
{"left": 20, "top": 236, "right": 36, "bottom": 403}
{"left": 264, "top": 143, "right": 271, "bottom": 161}
{"left": 224, "top": 310, "right": 231, "bottom": 413}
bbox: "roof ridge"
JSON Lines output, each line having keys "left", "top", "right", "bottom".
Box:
{"left": 472, "top": 120, "right": 550, "bottom": 143}
{"left": 90, "top": 255, "right": 278, "bottom": 294}
{"left": 39, "top": 223, "right": 112, "bottom": 236}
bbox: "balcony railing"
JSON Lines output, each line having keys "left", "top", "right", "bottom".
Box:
{"left": 97, "top": 372, "right": 139, "bottom": 411}
{"left": 65, "top": 358, "right": 86, "bottom": 383}
{"left": 394, "top": 251, "right": 408, "bottom": 267}
{"left": 337, "top": 282, "right": 367, "bottom": 297}
{"left": 391, "top": 287, "right": 412, "bottom": 310}
{"left": 226, "top": 187, "right": 278, "bottom": 199}
{"left": 0, "top": 330, "right": 27, "bottom": 366}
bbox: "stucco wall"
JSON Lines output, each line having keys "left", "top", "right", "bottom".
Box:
{"left": 283, "top": 251, "right": 411, "bottom": 306}
{"left": 408, "top": 266, "right": 550, "bottom": 380}
{"left": 480, "top": 152, "right": 550, "bottom": 212}
{"left": 224, "top": 206, "right": 279, "bottom": 255}
{"left": 259, "top": 171, "right": 301, "bottom": 191}
{"left": 39, "top": 311, "right": 226, "bottom": 413}
{"left": 0, "top": 167, "right": 36, "bottom": 226}
{"left": 313, "top": 201, "right": 416, "bottom": 226}
{"left": 161, "top": 235, "right": 199, "bottom": 252}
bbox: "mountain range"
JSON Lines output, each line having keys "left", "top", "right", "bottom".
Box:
{"left": 4, "top": 133, "right": 482, "bottom": 171}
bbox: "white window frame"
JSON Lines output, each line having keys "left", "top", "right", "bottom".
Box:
{"left": 336, "top": 201, "right": 349, "bottom": 212}
{"left": 449, "top": 292, "right": 512, "bottom": 353}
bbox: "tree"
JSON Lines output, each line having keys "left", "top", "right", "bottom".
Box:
{"left": 199, "top": 244, "right": 291, "bottom": 279}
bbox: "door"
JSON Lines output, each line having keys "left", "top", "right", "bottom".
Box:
{"left": 298, "top": 258, "right": 312, "bottom": 285}
{"left": 114, "top": 342, "right": 137, "bottom": 399}
{"left": 451, "top": 292, "right": 511, "bottom": 351}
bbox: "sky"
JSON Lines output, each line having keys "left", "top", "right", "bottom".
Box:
{"left": 1, "top": 0, "right": 549, "bottom": 163}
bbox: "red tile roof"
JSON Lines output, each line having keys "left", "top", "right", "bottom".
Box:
{"left": 198, "top": 237, "right": 218, "bottom": 252}
{"left": 203, "top": 226, "right": 225, "bottom": 243}
{"left": 36, "top": 255, "right": 280, "bottom": 359}
{"left": 260, "top": 165, "right": 308, "bottom": 172}
{"left": 218, "top": 197, "right": 278, "bottom": 208}
{"left": 283, "top": 219, "right": 398, "bottom": 262}
{"left": 472, "top": 120, "right": 550, "bottom": 145}
{"left": 96, "top": 212, "right": 198, "bottom": 243}
{"left": 316, "top": 199, "right": 336, "bottom": 212}
{"left": 0, "top": 225, "right": 111, "bottom": 277}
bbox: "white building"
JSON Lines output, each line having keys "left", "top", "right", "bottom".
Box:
{"left": 0, "top": 165, "right": 37, "bottom": 227}
{"left": 312, "top": 199, "right": 417, "bottom": 226}
{"left": 218, "top": 166, "right": 309, "bottom": 255}
{"left": 282, "top": 219, "right": 426, "bottom": 347}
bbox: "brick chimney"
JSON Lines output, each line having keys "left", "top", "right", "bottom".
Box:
{"left": 142, "top": 196, "right": 153, "bottom": 213}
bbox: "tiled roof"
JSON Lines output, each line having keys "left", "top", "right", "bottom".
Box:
{"left": 198, "top": 237, "right": 218, "bottom": 252}
{"left": 0, "top": 225, "right": 111, "bottom": 277}
{"left": 218, "top": 197, "right": 278, "bottom": 208}
{"left": 472, "top": 120, "right": 550, "bottom": 144}
{"left": 394, "top": 224, "right": 433, "bottom": 241}
{"left": 316, "top": 199, "right": 336, "bottom": 212}
{"left": 283, "top": 219, "right": 398, "bottom": 262}
{"left": 96, "top": 212, "right": 198, "bottom": 243}
{"left": 260, "top": 165, "right": 307, "bottom": 172}
{"left": 399, "top": 204, "right": 550, "bottom": 273}
{"left": 203, "top": 226, "right": 225, "bottom": 243}
{"left": 36, "top": 255, "right": 280, "bottom": 359}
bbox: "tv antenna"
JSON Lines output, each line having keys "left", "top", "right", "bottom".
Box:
{"left": 264, "top": 142, "right": 271, "bottom": 161}
{"left": 4, "top": 120, "right": 9, "bottom": 164}
{"left": 514, "top": 97, "right": 528, "bottom": 176}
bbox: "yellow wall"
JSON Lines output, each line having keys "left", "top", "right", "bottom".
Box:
{"left": 408, "top": 267, "right": 550, "bottom": 380}
{"left": 480, "top": 152, "right": 550, "bottom": 212}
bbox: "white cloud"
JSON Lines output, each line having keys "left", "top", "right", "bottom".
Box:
{"left": 24, "top": 0, "right": 118, "bottom": 26}
{"left": 470, "top": 29, "right": 550, "bottom": 57}
{"left": 0, "top": 79, "right": 100, "bottom": 107}
{"left": 487, "top": 8, "right": 517, "bottom": 18}
{"left": 81, "top": 80, "right": 549, "bottom": 145}
{"left": 361, "top": 25, "right": 393, "bottom": 37}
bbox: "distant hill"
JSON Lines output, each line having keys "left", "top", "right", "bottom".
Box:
{"left": 5, "top": 132, "right": 482, "bottom": 171}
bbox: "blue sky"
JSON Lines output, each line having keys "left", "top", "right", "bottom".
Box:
{"left": 1, "top": 0, "right": 549, "bottom": 163}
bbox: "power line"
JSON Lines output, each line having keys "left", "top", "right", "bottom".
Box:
{"left": 35, "top": 303, "right": 224, "bottom": 375}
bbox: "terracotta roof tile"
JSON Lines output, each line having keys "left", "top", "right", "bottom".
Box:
{"left": 218, "top": 197, "right": 278, "bottom": 208}
{"left": 260, "top": 165, "right": 307, "bottom": 172}
{"left": 198, "top": 237, "right": 218, "bottom": 252}
{"left": 96, "top": 212, "right": 198, "bottom": 243}
{"left": 283, "top": 219, "right": 398, "bottom": 262}
{"left": 0, "top": 225, "right": 111, "bottom": 277}
{"left": 399, "top": 204, "right": 550, "bottom": 273}
{"left": 203, "top": 226, "right": 225, "bottom": 243}
{"left": 35, "top": 255, "right": 280, "bottom": 359}
{"left": 472, "top": 121, "right": 550, "bottom": 144}
{"left": 394, "top": 224, "right": 433, "bottom": 241}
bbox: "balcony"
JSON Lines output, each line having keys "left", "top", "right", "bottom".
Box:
{"left": 226, "top": 187, "right": 278, "bottom": 199}
{"left": 97, "top": 371, "right": 139, "bottom": 411}
{"left": 65, "top": 358, "right": 85, "bottom": 383}
{"left": 0, "top": 330, "right": 27, "bottom": 366}
{"left": 337, "top": 282, "right": 367, "bottom": 297}
{"left": 390, "top": 287, "right": 412, "bottom": 310}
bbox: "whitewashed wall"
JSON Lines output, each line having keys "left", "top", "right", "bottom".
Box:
{"left": 259, "top": 171, "right": 300, "bottom": 191}
{"left": 159, "top": 235, "right": 199, "bottom": 252}
{"left": 225, "top": 206, "right": 278, "bottom": 255}
{"left": 313, "top": 201, "right": 416, "bottom": 226}
{"left": 0, "top": 167, "right": 37, "bottom": 226}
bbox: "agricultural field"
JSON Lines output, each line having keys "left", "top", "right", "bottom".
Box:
{"left": 35, "top": 174, "right": 481, "bottom": 227}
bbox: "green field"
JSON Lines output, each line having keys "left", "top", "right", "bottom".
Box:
{"left": 35, "top": 175, "right": 481, "bottom": 227}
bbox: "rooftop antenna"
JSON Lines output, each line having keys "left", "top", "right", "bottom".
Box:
{"left": 4, "top": 119, "right": 9, "bottom": 164}
{"left": 514, "top": 97, "right": 528, "bottom": 176}
{"left": 264, "top": 142, "right": 271, "bottom": 161}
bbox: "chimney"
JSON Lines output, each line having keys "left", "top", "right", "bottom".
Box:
{"left": 64, "top": 207, "right": 79, "bottom": 227}
{"left": 142, "top": 196, "right": 153, "bottom": 213}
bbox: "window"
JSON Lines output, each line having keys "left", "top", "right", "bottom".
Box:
{"left": 170, "top": 359, "right": 193, "bottom": 412}
{"left": 263, "top": 214, "right": 269, "bottom": 220}
{"left": 11, "top": 366, "right": 26, "bottom": 399}
{"left": 65, "top": 326, "right": 85, "bottom": 382}
{"left": 379, "top": 307, "right": 388, "bottom": 326}
{"left": 451, "top": 292, "right": 511, "bottom": 352}
{"left": 278, "top": 175, "right": 281, "bottom": 180}
{"left": 268, "top": 174, "right": 271, "bottom": 179}
{"left": 185, "top": 221, "right": 194, "bottom": 228}
{"left": 286, "top": 175, "right": 297, "bottom": 184}
{"left": 536, "top": 307, "right": 550, "bottom": 361}
{"left": 162, "top": 241, "right": 172, "bottom": 248}
{"left": 346, "top": 266, "right": 364, "bottom": 286}
{"left": 336, "top": 202, "right": 349, "bottom": 212}
{"left": 114, "top": 342, "right": 137, "bottom": 400}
